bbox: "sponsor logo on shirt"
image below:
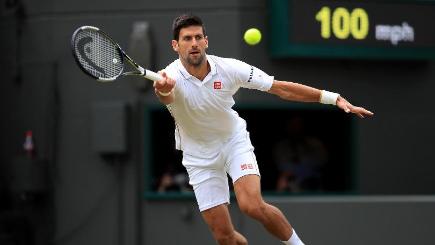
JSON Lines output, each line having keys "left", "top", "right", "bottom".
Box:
{"left": 247, "top": 66, "right": 254, "bottom": 82}
{"left": 241, "top": 163, "right": 254, "bottom": 171}
{"left": 214, "top": 81, "right": 222, "bottom": 89}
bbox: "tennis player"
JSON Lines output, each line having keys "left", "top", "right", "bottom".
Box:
{"left": 153, "top": 14, "right": 373, "bottom": 245}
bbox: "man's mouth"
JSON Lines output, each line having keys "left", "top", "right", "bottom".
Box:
{"left": 189, "top": 50, "right": 200, "bottom": 55}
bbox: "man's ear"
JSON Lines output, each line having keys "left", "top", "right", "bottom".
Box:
{"left": 172, "top": 40, "right": 179, "bottom": 52}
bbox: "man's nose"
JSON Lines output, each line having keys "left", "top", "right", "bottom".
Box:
{"left": 191, "top": 39, "right": 199, "bottom": 47}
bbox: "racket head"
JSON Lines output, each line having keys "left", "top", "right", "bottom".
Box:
{"left": 71, "top": 26, "right": 124, "bottom": 82}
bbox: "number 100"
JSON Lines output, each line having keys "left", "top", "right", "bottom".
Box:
{"left": 315, "top": 7, "right": 369, "bottom": 40}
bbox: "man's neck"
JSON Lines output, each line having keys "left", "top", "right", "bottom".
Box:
{"left": 181, "top": 57, "right": 210, "bottom": 81}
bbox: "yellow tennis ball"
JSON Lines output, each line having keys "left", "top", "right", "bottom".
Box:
{"left": 244, "top": 28, "right": 262, "bottom": 45}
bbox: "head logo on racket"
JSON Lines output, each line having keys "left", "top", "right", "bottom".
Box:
{"left": 76, "top": 36, "right": 106, "bottom": 76}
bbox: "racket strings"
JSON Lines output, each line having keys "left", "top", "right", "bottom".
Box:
{"left": 74, "top": 29, "right": 123, "bottom": 79}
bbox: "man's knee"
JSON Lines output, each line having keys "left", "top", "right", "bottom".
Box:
{"left": 211, "top": 227, "right": 236, "bottom": 244}
{"left": 237, "top": 238, "right": 248, "bottom": 245}
{"left": 234, "top": 230, "right": 248, "bottom": 245}
{"left": 239, "top": 200, "right": 267, "bottom": 219}
{"left": 235, "top": 232, "right": 248, "bottom": 245}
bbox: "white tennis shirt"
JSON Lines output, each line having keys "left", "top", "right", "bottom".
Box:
{"left": 164, "top": 55, "right": 274, "bottom": 158}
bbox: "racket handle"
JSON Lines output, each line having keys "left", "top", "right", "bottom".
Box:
{"left": 144, "top": 69, "right": 163, "bottom": 81}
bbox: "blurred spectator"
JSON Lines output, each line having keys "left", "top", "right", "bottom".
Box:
{"left": 273, "top": 116, "right": 328, "bottom": 193}
{"left": 156, "top": 165, "right": 192, "bottom": 193}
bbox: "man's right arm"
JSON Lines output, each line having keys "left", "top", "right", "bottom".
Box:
{"left": 154, "top": 71, "right": 176, "bottom": 105}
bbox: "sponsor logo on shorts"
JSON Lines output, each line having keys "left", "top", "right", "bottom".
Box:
{"left": 214, "top": 81, "right": 222, "bottom": 89}
{"left": 241, "top": 163, "right": 254, "bottom": 171}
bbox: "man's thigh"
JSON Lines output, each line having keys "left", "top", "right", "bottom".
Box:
{"left": 227, "top": 150, "right": 260, "bottom": 184}
{"left": 233, "top": 174, "right": 263, "bottom": 205}
{"left": 184, "top": 164, "right": 230, "bottom": 212}
{"left": 183, "top": 153, "right": 230, "bottom": 211}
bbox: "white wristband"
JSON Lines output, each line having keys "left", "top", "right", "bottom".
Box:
{"left": 157, "top": 90, "right": 172, "bottom": 97}
{"left": 320, "top": 90, "right": 339, "bottom": 105}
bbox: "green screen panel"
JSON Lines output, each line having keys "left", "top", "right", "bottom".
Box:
{"left": 144, "top": 104, "right": 357, "bottom": 198}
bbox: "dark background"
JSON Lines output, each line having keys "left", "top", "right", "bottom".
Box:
{"left": 1, "top": 0, "right": 435, "bottom": 244}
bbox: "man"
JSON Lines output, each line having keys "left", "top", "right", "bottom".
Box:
{"left": 153, "top": 14, "right": 373, "bottom": 245}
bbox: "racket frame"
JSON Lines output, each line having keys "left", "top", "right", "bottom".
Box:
{"left": 71, "top": 25, "right": 162, "bottom": 82}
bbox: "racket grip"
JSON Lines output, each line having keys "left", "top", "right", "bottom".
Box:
{"left": 144, "top": 69, "right": 163, "bottom": 81}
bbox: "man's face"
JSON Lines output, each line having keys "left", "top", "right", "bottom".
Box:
{"left": 172, "top": 25, "right": 208, "bottom": 67}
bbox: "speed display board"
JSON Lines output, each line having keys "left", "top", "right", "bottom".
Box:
{"left": 269, "top": 0, "right": 435, "bottom": 59}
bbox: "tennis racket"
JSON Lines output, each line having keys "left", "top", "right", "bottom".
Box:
{"left": 71, "top": 25, "right": 162, "bottom": 82}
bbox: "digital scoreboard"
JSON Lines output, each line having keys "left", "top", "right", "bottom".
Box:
{"left": 269, "top": 0, "right": 435, "bottom": 59}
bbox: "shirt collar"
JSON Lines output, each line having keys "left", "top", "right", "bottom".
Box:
{"left": 176, "top": 54, "right": 217, "bottom": 81}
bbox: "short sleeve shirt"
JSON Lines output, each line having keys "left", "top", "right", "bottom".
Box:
{"left": 163, "top": 55, "right": 274, "bottom": 158}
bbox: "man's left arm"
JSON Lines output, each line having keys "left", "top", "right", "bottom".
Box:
{"left": 267, "top": 80, "right": 374, "bottom": 118}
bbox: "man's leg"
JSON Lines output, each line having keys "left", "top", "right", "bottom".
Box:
{"left": 233, "top": 174, "right": 303, "bottom": 244}
{"left": 201, "top": 204, "right": 248, "bottom": 245}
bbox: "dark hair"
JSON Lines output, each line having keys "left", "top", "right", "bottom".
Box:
{"left": 172, "top": 14, "right": 206, "bottom": 41}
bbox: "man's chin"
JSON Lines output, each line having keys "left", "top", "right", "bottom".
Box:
{"left": 187, "top": 56, "right": 204, "bottom": 66}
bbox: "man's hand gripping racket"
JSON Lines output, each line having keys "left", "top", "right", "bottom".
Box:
{"left": 71, "top": 26, "right": 163, "bottom": 82}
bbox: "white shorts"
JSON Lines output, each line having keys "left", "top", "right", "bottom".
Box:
{"left": 182, "top": 131, "right": 260, "bottom": 212}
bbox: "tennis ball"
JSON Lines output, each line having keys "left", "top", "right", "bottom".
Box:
{"left": 244, "top": 28, "right": 262, "bottom": 45}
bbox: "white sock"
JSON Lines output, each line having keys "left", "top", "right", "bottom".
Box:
{"left": 282, "top": 229, "right": 304, "bottom": 245}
